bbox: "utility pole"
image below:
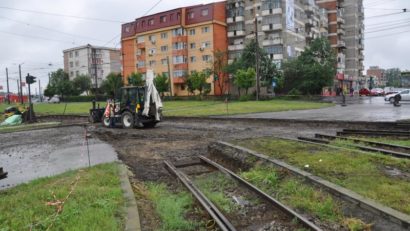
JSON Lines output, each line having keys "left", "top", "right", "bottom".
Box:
{"left": 5, "top": 68, "right": 10, "bottom": 104}
{"left": 254, "top": 13, "right": 260, "bottom": 101}
{"left": 48, "top": 73, "right": 51, "bottom": 84}
{"left": 90, "top": 46, "right": 98, "bottom": 100}
{"left": 166, "top": 56, "right": 173, "bottom": 97}
{"left": 19, "top": 64, "right": 23, "bottom": 103}
{"left": 16, "top": 80, "right": 19, "bottom": 102}
{"left": 38, "top": 79, "right": 42, "bottom": 102}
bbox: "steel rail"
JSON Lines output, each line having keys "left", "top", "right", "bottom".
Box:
{"left": 343, "top": 129, "right": 410, "bottom": 134}
{"left": 164, "top": 161, "right": 236, "bottom": 231}
{"left": 337, "top": 131, "right": 410, "bottom": 138}
{"left": 198, "top": 155, "right": 323, "bottom": 231}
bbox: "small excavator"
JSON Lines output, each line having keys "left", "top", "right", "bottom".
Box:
{"left": 89, "top": 69, "right": 163, "bottom": 128}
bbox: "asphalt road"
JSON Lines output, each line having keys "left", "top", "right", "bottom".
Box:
{"left": 228, "top": 97, "right": 410, "bottom": 122}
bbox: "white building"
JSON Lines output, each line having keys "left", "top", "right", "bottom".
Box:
{"left": 63, "top": 44, "right": 121, "bottom": 87}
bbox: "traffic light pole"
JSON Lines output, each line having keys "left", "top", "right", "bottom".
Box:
{"left": 19, "top": 64, "right": 23, "bottom": 104}
{"left": 27, "top": 77, "right": 32, "bottom": 121}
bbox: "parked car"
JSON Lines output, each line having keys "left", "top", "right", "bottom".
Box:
{"left": 385, "top": 89, "right": 410, "bottom": 103}
{"left": 45, "top": 95, "right": 60, "bottom": 103}
{"left": 359, "top": 88, "right": 370, "bottom": 96}
{"left": 370, "top": 88, "right": 385, "bottom": 96}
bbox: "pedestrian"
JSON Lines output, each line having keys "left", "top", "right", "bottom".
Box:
{"left": 350, "top": 87, "right": 354, "bottom": 97}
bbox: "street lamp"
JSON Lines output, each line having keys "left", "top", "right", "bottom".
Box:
{"left": 254, "top": 13, "right": 260, "bottom": 101}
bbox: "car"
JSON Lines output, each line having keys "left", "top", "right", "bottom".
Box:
{"left": 370, "top": 88, "right": 385, "bottom": 96}
{"left": 385, "top": 89, "right": 410, "bottom": 103}
{"left": 359, "top": 88, "right": 370, "bottom": 96}
{"left": 44, "top": 95, "right": 60, "bottom": 103}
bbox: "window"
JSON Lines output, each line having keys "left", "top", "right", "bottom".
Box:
{"left": 148, "top": 19, "right": 154, "bottom": 25}
{"left": 76, "top": 71, "right": 79, "bottom": 77}
{"left": 75, "top": 51, "right": 79, "bottom": 57}
{"left": 69, "top": 52, "right": 73, "bottom": 58}
{"left": 149, "top": 60, "right": 156, "bottom": 67}
{"left": 161, "top": 59, "right": 168, "bottom": 65}
{"left": 173, "top": 42, "right": 187, "bottom": 50}
{"left": 202, "top": 26, "right": 210, "bottom": 33}
{"left": 75, "top": 61, "right": 79, "bottom": 67}
{"left": 190, "top": 43, "right": 196, "bottom": 49}
{"left": 201, "top": 9, "right": 209, "bottom": 16}
{"left": 161, "top": 32, "right": 168, "bottom": 39}
{"left": 189, "top": 29, "right": 196, "bottom": 35}
{"left": 173, "top": 56, "right": 187, "bottom": 64}
{"left": 202, "top": 55, "right": 211, "bottom": 62}
{"left": 137, "top": 36, "right": 145, "bottom": 43}
{"left": 137, "top": 61, "right": 145, "bottom": 67}
{"left": 188, "top": 12, "right": 195, "bottom": 19}
{"left": 177, "top": 13, "right": 181, "bottom": 20}
{"left": 148, "top": 35, "right": 156, "bottom": 42}
{"left": 70, "top": 71, "right": 74, "bottom": 77}
{"left": 160, "top": 15, "right": 167, "bottom": 23}
{"left": 148, "top": 48, "right": 156, "bottom": 55}
{"left": 70, "top": 62, "right": 73, "bottom": 68}
{"left": 172, "top": 28, "right": 184, "bottom": 36}
{"left": 190, "top": 56, "right": 196, "bottom": 63}
{"left": 201, "top": 41, "right": 211, "bottom": 49}
{"left": 141, "top": 21, "right": 145, "bottom": 27}
{"left": 161, "top": 45, "right": 168, "bottom": 52}
{"left": 173, "top": 70, "right": 187, "bottom": 77}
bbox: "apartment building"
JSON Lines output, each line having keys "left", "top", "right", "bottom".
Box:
{"left": 121, "top": 2, "right": 227, "bottom": 96}
{"left": 366, "top": 66, "right": 386, "bottom": 87}
{"left": 227, "top": 0, "right": 326, "bottom": 68}
{"left": 63, "top": 44, "right": 121, "bottom": 87}
{"left": 344, "top": 0, "right": 364, "bottom": 88}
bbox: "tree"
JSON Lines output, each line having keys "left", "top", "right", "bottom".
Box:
{"left": 48, "top": 69, "right": 74, "bottom": 101}
{"left": 185, "top": 70, "right": 209, "bottom": 96}
{"left": 128, "top": 72, "right": 145, "bottom": 86}
{"left": 283, "top": 38, "right": 336, "bottom": 95}
{"left": 385, "top": 68, "right": 401, "bottom": 87}
{"left": 100, "top": 72, "right": 123, "bottom": 97}
{"left": 211, "top": 50, "right": 229, "bottom": 95}
{"left": 72, "top": 75, "right": 91, "bottom": 95}
{"left": 234, "top": 68, "right": 256, "bottom": 95}
{"left": 154, "top": 73, "right": 169, "bottom": 97}
{"left": 44, "top": 84, "right": 56, "bottom": 98}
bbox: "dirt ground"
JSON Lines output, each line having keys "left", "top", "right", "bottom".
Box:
{"left": 93, "top": 118, "right": 342, "bottom": 231}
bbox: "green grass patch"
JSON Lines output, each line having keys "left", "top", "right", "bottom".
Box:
{"left": 0, "top": 122, "right": 61, "bottom": 133}
{"left": 235, "top": 138, "right": 410, "bottom": 214}
{"left": 0, "top": 163, "right": 125, "bottom": 230}
{"left": 241, "top": 167, "right": 342, "bottom": 222}
{"left": 0, "top": 100, "right": 333, "bottom": 118}
{"left": 194, "top": 172, "right": 240, "bottom": 214}
{"left": 146, "top": 182, "right": 200, "bottom": 231}
{"left": 163, "top": 100, "right": 334, "bottom": 117}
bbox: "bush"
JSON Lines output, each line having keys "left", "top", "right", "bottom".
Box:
{"left": 239, "top": 94, "right": 253, "bottom": 101}
{"left": 288, "top": 88, "right": 302, "bottom": 96}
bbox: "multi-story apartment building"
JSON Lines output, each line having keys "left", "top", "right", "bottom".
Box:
{"left": 227, "top": 0, "right": 324, "bottom": 67}
{"left": 316, "top": 0, "right": 364, "bottom": 93}
{"left": 366, "top": 66, "right": 386, "bottom": 87}
{"left": 63, "top": 44, "right": 121, "bottom": 87}
{"left": 121, "top": 2, "right": 227, "bottom": 96}
{"left": 344, "top": 0, "right": 364, "bottom": 88}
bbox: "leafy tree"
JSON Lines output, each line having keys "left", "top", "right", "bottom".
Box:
{"left": 44, "top": 84, "right": 56, "bottom": 98}
{"left": 128, "top": 72, "right": 145, "bottom": 86}
{"left": 211, "top": 50, "right": 229, "bottom": 95}
{"left": 185, "top": 70, "right": 209, "bottom": 96}
{"left": 283, "top": 38, "right": 336, "bottom": 95}
{"left": 154, "top": 73, "right": 169, "bottom": 97}
{"left": 234, "top": 68, "right": 256, "bottom": 95}
{"left": 100, "top": 72, "right": 123, "bottom": 97}
{"left": 72, "top": 75, "right": 91, "bottom": 95}
{"left": 48, "top": 69, "right": 74, "bottom": 100}
{"left": 385, "top": 68, "right": 401, "bottom": 87}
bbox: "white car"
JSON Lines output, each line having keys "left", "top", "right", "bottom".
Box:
{"left": 45, "top": 95, "right": 60, "bottom": 103}
{"left": 385, "top": 89, "right": 410, "bottom": 103}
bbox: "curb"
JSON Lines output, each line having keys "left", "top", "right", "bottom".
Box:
{"left": 209, "top": 141, "right": 410, "bottom": 230}
{"left": 119, "top": 164, "right": 141, "bottom": 231}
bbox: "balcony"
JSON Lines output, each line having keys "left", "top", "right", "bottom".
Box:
{"left": 358, "top": 43, "right": 364, "bottom": 50}
{"left": 227, "top": 16, "right": 245, "bottom": 23}
{"left": 136, "top": 54, "right": 145, "bottom": 61}
{"left": 173, "top": 77, "right": 186, "bottom": 84}
{"left": 172, "top": 49, "right": 188, "bottom": 56}
{"left": 262, "top": 38, "right": 283, "bottom": 46}
{"left": 305, "top": 5, "right": 314, "bottom": 13}
{"left": 228, "top": 30, "right": 245, "bottom": 37}
{"left": 337, "top": 17, "right": 345, "bottom": 24}
{"left": 137, "top": 67, "right": 146, "bottom": 73}
{"left": 262, "top": 23, "right": 282, "bottom": 32}
{"left": 261, "top": 8, "right": 282, "bottom": 16}
{"left": 358, "top": 53, "right": 364, "bottom": 60}
{"left": 305, "top": 18, "right": 314, "bottom": 26}
{"left": 228, "top": 44, "right": 245, "bottom": 51}
{"left": 173, "top": 63, "right": 188, "bottom": 70}
{"left": 337, "top": 28, "right": 345, "bottom": 35}
{"left": 172, "top": 35, "right": 188, "bottom": 43}
{"left": 337, "top": 40, "right": 346, "bottom": 48}
{"left": 137, "top": 42, "right": 145, "bottom": 49}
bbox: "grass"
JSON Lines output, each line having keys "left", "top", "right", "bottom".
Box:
{"left": 0, "top": 163, "right": 125, "bottom": 230}
{"left": 0, "top": 122, "right": 61, "bottom": 133}
{"left": 194, "top": 172, "right": 240, "bottom": 214}
{"left": 0, "top": 100, "right": 333, "bottom": 118}
{"left": 145, "top": 182, "right": 201, "bottom": 231}
{"left": 235, "top": 138, "right": 410, "bottom": 215}
{"left": 240, "top": 167, "right": 343, "bottom": 222}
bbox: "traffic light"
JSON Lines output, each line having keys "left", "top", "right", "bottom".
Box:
{"left": 26, "top": 74, "right": 36, "bottom": 84}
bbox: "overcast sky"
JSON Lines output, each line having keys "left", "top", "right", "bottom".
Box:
{"left": 0, "top": 0, "right": 409, "bottom": 93}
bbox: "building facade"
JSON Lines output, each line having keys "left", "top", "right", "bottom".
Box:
{"left": 121, "top": 2, "right": 227, "bottom": 96}
{"left": 366, "top": 66, "right": 386, "bottom": 87}
{"left": 63, "top": 45, "right": 121, "bottom": 87}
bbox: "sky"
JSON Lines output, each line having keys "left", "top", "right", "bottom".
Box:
{"left": 0, "top": 0, "right": 409, "bottom": 94}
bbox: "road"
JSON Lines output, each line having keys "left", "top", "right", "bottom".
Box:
{"left": 227, "top": 97, "right": 410, "bottom": 122}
